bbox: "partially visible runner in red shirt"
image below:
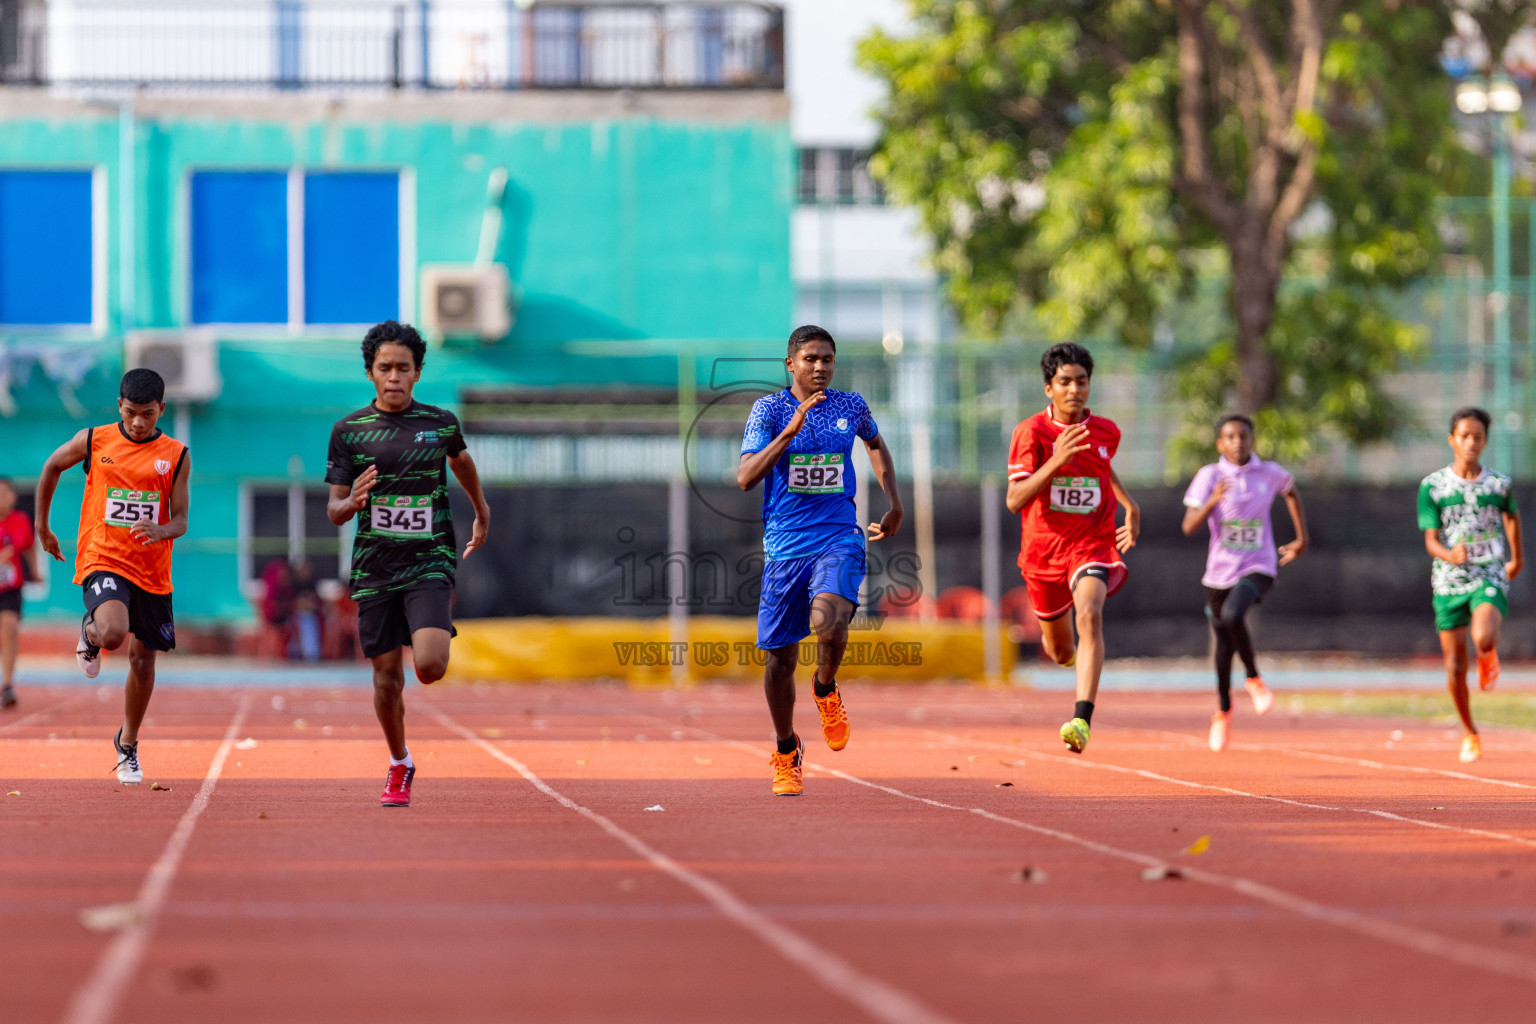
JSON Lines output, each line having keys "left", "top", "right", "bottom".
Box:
{"left": 1006, "top": 343, "right": 1140, "bottom": 754}
{"left": 0, "top": 478, "right": 37, "bottom": 709}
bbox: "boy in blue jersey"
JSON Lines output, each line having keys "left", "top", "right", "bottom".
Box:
{"left": 738, "top": 325, "right": 904, "bottom": 796}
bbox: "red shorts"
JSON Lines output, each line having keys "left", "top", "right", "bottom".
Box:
{"left": 1024, "top": 557, "right": 1128, "bottom": 621}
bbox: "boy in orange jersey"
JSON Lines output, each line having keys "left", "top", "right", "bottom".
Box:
{"left": 35, "top": 369, "right": 190, "bottom": 785}
{"left": 1006, "top": 343, "right": 1139, "bottom": 754}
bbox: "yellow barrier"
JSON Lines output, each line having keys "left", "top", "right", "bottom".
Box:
{"left": 447, "top": 616, "right": 1019, "bottom": 684}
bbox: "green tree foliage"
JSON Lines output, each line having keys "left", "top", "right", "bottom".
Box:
{"left": 859, "top": 1, "right": 1488, "bottom": 466}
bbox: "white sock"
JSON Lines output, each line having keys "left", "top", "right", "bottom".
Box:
{"left": 390, "top": 748, "right": 413, "bottom": 769}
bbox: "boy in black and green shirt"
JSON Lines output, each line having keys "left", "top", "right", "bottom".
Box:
{"left": 1417, "top": 407, "right": 1523, "bottom": 764}
{"left": 327, "top": 320, "right": 491, "bottom": 807}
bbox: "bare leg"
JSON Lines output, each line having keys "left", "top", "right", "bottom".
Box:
{"left": 408, "top": 627, "right": 452, "bottom": 683}
{"left": 809, "top": 593, "right": 854, "bottom": 687}
{"left": 121, "top": 638, "right": 156, "bottom": 745}
{"left": 0, "top": 609, "right": 17, "bottom": 687}
{"left": 1439, "top": 628, "right": 1474, "bottom": 735}
{"left": 1072, "top": 577, "right": 1109, "bottom": 705}
{"left": 1470, "top": 603, "right": 1502, "bottom": 658}
{"left": 763, "top": 644, "right": 798, "bottom": 743}
{"left": 89, "top": 599, "right": 131, "bottom": 652}
{"left": 1038, "top": 616, "right": 1075, "bottom": 666}
{"left": 371, "top": 648, "right": 408, "bottom": 760}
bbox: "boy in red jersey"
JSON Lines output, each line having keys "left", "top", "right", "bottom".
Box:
{"left": 1006, "top": 343, "right": 1140, "bottom": 753}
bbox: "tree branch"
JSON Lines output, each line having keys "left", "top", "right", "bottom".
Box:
{"left": 1172, "top": 0, "right": 1237, "bottom": 233}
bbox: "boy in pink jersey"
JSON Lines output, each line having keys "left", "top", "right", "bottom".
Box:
{"left": 1182, "top": 415, "right": 1309, "bottom": 751}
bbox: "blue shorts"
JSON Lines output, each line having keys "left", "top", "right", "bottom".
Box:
{"left": 756, "top": 533, "right": 866, "bottom": 650}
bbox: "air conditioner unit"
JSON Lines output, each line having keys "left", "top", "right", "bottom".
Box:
{"left": 420, "top": 264, "right": 512, "bottom": 341}
{"left": 124, "top": 329, "right": 222, "bottom": 403}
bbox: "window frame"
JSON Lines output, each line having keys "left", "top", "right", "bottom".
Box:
{"left": 182, "top": 165, "right": 416, "bottom": 336}
{"left": 0, "top": 165, "right": 108, "bottom": 335}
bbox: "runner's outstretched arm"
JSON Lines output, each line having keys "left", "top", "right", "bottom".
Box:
{"left": 1109, "top": 469, "right": 1140, "bottom": 552}
{"left": 34, "top": 429, "right": 90, "bottom": 562}
{"left": 737, "top": 392, "right": 824, "bottom": 491}
{"left": 1005, "top": 422, "right": 1090, "bottom": 514}
{"left": 448, "top": 450, "right": 492, "bottom": 559}
{"left": 1181, "top": 478, "right": 1229, "bottom": 536}
{"left": 1278, "top": 485, "right": 1310, "bottom": 565}
{"left": 863, "top": 434, "right": 904, "bottom": 541}
{"left": 1504, "top": 509, "right": 1523, "bottom": 580}
{"left": 130, "top": 453, "right": 191, "bottom": 546}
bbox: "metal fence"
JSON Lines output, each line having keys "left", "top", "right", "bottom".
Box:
{"left": 0, "top": 0, "right": 784, "bottom": 90}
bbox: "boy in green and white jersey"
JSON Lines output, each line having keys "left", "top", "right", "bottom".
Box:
{"left": 1417, "top": 407, "right": 1524, "bottom": 764}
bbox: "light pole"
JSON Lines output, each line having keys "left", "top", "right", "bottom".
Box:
{"left": 1456, "top": 76, "right": 1522, "bottom": 473}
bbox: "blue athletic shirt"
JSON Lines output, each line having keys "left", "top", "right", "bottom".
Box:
{"left": 741, "top": 388, "right": 880, "bottom": 561}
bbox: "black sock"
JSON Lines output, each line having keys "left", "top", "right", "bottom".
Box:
{"left": 776, "top": 733, "right": 799, "bottom": 755}
{"left": 812, "top": 675, "right": 836, "bottom": 699}
{"left": 1074, "top": 700, "right": 1094, "bottom": 725}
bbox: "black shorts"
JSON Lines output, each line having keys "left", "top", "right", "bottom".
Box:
{"left": 356, "top": 581, "right": 456, "bottom": 659}
{"left": 82, "top": 571, "right": 176, "bottom": 652}
{"left": 0, "top": 589, "right": 20, "bottom": 616}
{"left": 1205, "top": 572, "right": 1275, "bottom": 619}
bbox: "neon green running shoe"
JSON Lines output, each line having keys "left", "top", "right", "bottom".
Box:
{"left": 1060, "top": 717, "right": 1090, "bottom": 754}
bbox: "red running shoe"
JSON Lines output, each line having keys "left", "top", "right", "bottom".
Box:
{"left": 380, "top": 763, "right": 415, "bottom": 807}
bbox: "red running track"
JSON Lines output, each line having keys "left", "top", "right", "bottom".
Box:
{"left": 3, "top": 683, "right": 1536, "bottom": 1024}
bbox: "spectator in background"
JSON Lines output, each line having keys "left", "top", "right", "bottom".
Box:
{"left": 0, "top": 479, "right": 37, "bottom": 709}
{"left": 290, "top": 558, "right": 323, "bottom": 662}
{"left": 260, "top": 557, "right": 295, "bottom": 660}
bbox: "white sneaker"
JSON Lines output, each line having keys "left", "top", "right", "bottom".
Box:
{"left": 77, "top": 616, "right": 102, "bottom": 680}
{"left": 114, "top": 728, "right": 142, "bottom": 785}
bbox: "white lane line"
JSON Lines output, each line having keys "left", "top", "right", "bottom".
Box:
{"left": 654, "top": 719, "right": 1536, "bottom": 988}
{"left": 422, "top": 702, "right": 959, "bottom": 1024}
{"left": 892, "top": 724, "right": 1536, "bottom": 852}
{"left": 61, "top": 694, "right": 252, "bottom": 1024}
{"left": 1133, "top": 726, "right": 1536, "bottom": 791}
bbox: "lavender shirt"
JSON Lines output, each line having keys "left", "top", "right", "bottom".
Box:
{"left": 1183, "top": 456, "right": 1296, "bottom": 589}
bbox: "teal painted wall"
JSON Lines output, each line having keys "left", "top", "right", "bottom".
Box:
{"left": 0, "top": 105, "right": 792, "bottom": 624}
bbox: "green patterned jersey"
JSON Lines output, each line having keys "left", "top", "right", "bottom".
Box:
{"left": 326, "top": 401, "right": 468, "bottom": 600}
{"left": 1416, "top": 465, "right": 1518, "bottom": 596}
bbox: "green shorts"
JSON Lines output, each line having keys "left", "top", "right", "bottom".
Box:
{"left": 1433, "top": 586, "right": 1509, "bottom": 632}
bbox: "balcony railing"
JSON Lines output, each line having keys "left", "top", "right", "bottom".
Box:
{"left": 0, "top": 1, "right": 784, "bottom": 91}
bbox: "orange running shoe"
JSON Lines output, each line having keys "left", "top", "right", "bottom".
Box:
{"left": 813, "top": 684, "right": 851, "bottom": 751}
{"left": 1245, "top": 676, "right": 1274, "bottom": 715}
{"left": 1208, "top": 710, "right": 1231, "bottom": 752}
{"left": 1478, "top": 650, "right": 1500, "bottom": 692}
{"left": 770, "top": 736, "right": 804, "bottom": 796}
{"left": 1460, "top": 733, "right": 1482, "bottom": 764}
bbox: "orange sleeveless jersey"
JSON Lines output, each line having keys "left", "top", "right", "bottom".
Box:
{"left": 74, "top": 424, "right": 187, "bottom": 594}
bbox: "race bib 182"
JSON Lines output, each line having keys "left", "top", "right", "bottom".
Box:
{"left": 104, "top": 488, "right": 160, "bottom": 528}
{"left": 370, "top": 495, "right": 433, "bottom": 538}
{"left": 1220, "top": 518, "right": 1262, "bottom": 551}
{"left": 1049, "top": 476, "right": 1101, "bottom": 514}
{"left": 788, "top": 453, "right": 845, "bottom": 495}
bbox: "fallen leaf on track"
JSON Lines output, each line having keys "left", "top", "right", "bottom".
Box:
{"left": 693, "top": 757, "right": 712, "bottom": 765}
{"left": 5, "top": 790, "right": 18, "bottom": 796}
{"left": 1181, "top": 835, "right": 1211, "bottom": 856}
{"left": 234, "top": 738, "right": 258, "bottom": 750}
{"left": 79, "top": 903, "right": 144, "bottom": 933}
{"left": 643, "top": 805, "right": 665, "bottom": 812}
{"left": 256, "top": 812, "right": 268, "bottom": 819}
{"left": 150, "top": 782, "right": 172, "bottom": 792}
{"left": 996, "top": 782, "right": 1014, "bottom": 787}
{"left": 1010, "top": 866, "right": 1047, "bottom": 884}
{"left": 1141, "top": 866, "right": 1185, "bottom": 882}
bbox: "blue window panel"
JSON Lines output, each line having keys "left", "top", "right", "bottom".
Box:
{"left": 191, "top": 171, "right": 288, "bottom": 324}
{"left": 0, "top": 171, "right": 93, "bottom": 325}
{"left": 304, "top": 172, "right": 399, "bottom": 324}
